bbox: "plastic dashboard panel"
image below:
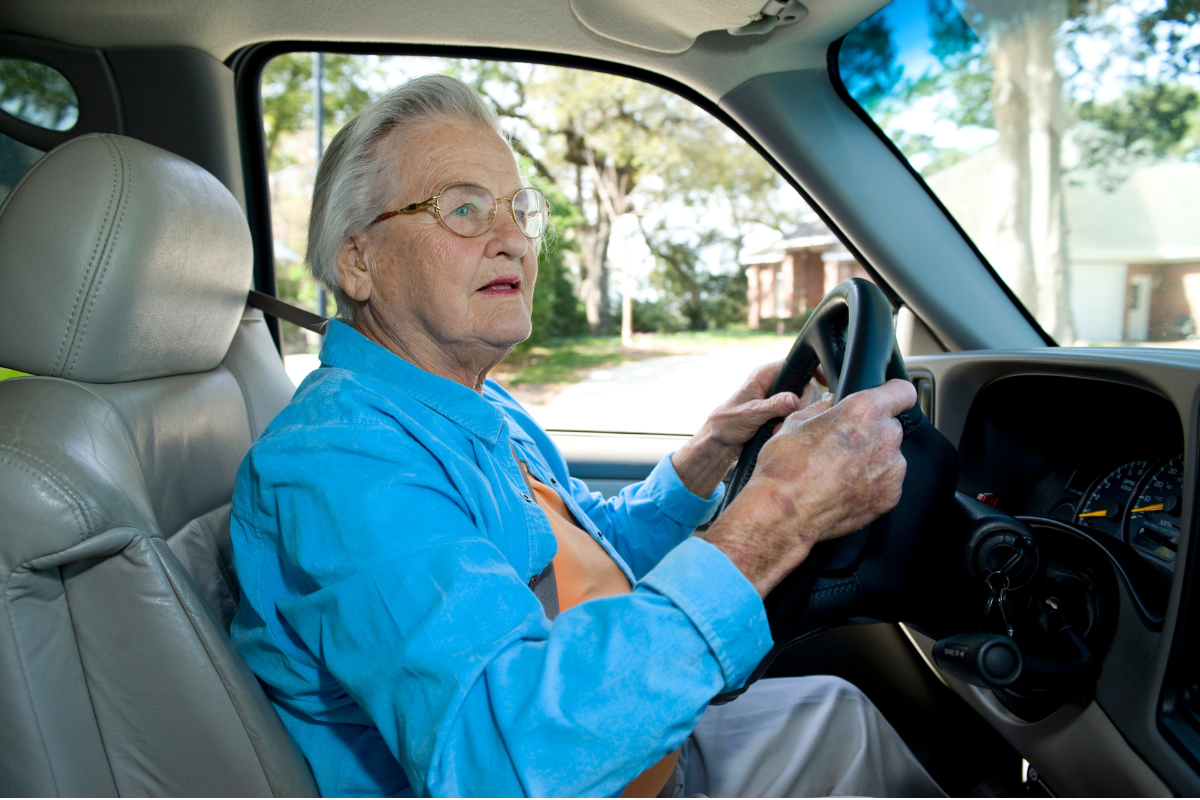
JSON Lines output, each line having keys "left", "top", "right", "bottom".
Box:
{"left": 908, "top": 348, "right": 1200, "bottom": 797}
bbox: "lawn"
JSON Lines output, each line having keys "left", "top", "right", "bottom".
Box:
{"left": 493, "top": 328, "right": 794, "bottom": 388}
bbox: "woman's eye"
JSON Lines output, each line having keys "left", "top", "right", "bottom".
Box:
{"left": 450, "top": 203, "right": 476, "bottom": 218}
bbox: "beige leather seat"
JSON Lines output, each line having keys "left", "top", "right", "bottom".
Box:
{"left": 0, "top": 133, "right": 317, "bottom": 796}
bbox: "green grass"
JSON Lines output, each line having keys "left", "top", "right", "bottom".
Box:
{"left": 499, "top": 328, "right": 790, "bottom": 386}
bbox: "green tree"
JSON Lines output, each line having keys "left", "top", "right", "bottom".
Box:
{"left": 453, "top": 61, "right": 792, "bottom": 337}
{"left": 261, "top": 53, "right": 378, "bottom": 171}
{"left": 0, "top": 59, "right": 76, "bottom": 130}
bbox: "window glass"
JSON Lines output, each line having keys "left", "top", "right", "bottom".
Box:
{"left": 263, "top": 54, "right": 838, "bottom": 434}
{"left": 0, "top": 130, "right": 43, "bottom": 203}
{"left": 839, "top": 0, "right": 1200, "bottom": 347}
{"left": 0, "top": 58, "right": 78, "bottom": 131}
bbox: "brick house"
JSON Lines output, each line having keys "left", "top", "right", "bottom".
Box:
{"left": 743, "top": 219, "right": 872, "bottom": 330}
{"left": 926, "top": 152, "right": 1200, "bottom": 343}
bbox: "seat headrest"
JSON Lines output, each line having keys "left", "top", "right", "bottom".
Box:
{"left": 0, "top": 134, "right": 253, "bottom": 383}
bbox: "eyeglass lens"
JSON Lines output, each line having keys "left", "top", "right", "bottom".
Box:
{"left": 438, "top": 183, "right": 549, "bottom": 239}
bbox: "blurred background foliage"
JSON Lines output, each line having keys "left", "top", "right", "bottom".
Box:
{"left": 0, "top": 57, "right": 78, "bottom": 131}
{"left": 262, "top": 55, "right": 802, "bottom": 353}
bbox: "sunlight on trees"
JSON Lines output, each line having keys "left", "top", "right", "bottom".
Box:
{"left": 262, "top": 54, "right": 805, "bottom": 353}
{"left": 842, "top": 0, "right": 1200, "bottom": 346}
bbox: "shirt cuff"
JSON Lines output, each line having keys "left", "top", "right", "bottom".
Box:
{"left": 638, "top": 537, "right": 772, "bottom": 691}
{"left": 641, "top": 453, "right": 725, "bottom": 528}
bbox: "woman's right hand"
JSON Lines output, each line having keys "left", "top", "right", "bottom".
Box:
{"left": 698, "top": 378, "right": 916, "bottom": 598}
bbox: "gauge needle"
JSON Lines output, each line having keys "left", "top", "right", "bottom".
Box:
{"left": 1131, "top": 503, "right": 1164, "bottom": 513}
{"left": 1078, "top": 510, "right": 1110, "bottom": 518}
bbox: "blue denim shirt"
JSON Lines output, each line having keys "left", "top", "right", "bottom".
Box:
{"left": 229, "top": 321, "right": 772, "bottom": 797}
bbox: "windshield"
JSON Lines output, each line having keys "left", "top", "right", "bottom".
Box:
{"left": 839, "top": 0, "right": 1200, "bottom": 348}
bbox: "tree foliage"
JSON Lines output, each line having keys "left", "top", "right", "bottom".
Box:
{"left": 0, "top": 58, "right": 77, "bottom": 130}
{"left": 264, "top": 54, "right": 797, "bottom": 344}
{"left": 261, "top": 53, "right": 377, "bottom": 171}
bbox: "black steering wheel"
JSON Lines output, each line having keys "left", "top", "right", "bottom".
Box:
{"left": 712, "top": 279, "right": 958, "bottom": 703}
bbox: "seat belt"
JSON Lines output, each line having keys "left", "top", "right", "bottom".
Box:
{"left": 512, "top": 446, "right": 560, "bottom": 620}
{"left": 246, "top": 290, "right": 328, "bottom": 334}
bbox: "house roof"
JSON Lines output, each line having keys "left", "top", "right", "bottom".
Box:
{"left": 740, "top": 217, "right": 839, "bottom": 264}
{"left": 925, "top": 147, "right": 1200, "bottom": 265}
{"left": 746, "top": 145, "right": 1200, "bottom": 269}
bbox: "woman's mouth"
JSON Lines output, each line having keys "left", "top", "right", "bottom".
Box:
{"left": 477, "top": 276, "right": 522, "bottom": 295}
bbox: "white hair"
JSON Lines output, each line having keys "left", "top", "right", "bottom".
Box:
{"left": 306, "top": 74, "right": 509, "bottom": 320}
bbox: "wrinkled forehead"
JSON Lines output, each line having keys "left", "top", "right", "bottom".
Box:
{"left": 375, "top": 114, "right": 522, "bottom": 204}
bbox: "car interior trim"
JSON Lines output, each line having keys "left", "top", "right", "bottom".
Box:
{"left": 0, "top": 34, "right": 123, "bottom": 151}
{"left": 908, "top": 349, "right": 1200, "bottom": 796}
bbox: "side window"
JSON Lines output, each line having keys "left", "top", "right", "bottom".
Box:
{"left": 263, "top": 55, "right": 850, "bottom": 434}
{"left": 0, "top": 58, "right": 81, "bottom": 203}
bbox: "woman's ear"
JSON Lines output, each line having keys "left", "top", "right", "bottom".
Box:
{"left": 336, "top": 235, "right": 373, "bottom": 303}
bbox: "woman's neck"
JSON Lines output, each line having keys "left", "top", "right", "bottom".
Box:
{"left": 351, "top": 311, "right": 510, "bottom": 393}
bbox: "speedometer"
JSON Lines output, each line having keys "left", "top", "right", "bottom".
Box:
{"left": 1077, "top": 460, "right": 1147, "bottom": 538}
{"left": 1127, "top": 450, "right": 1184, "bottom": 566}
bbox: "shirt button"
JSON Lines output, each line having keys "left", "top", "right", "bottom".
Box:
{"left": 529, "top": 575, "right": 539, "bottom": 588}
{"left": 550, "top": 478, "right": 558, "bottom": 485}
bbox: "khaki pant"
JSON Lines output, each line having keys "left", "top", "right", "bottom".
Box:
{"left": 669, "top": 676, "right": 945, "bottom": 798}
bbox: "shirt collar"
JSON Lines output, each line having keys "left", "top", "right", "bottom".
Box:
{"left": 319, "top": 320, "right": 507, "bottom": 445}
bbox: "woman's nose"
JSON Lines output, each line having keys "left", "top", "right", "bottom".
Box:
{"left": 486, "top": 199, "right": 529, "bottom": 259}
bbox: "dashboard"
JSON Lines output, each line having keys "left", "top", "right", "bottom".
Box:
{"left": 906, "top": 348, "right": 1200, "bottom": 798}
{"left": 953, "top": 374, "right": 1184, "bottom": 577}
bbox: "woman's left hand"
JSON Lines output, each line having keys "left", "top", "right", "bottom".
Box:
{"left": 671, "top": 360, "right": 826, "bottom": 499}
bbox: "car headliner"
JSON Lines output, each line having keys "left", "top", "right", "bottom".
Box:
{"left": 0, "top": 0, "right": 889, "bottom": 100}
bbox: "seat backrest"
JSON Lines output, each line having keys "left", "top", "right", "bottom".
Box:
{"left": 0, "top": 133, "right": 317, "bottom": 796}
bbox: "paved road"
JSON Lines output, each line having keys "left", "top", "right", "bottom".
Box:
{"left": 526, "top": 343, "right": 795, "bottom": 435}
{"left": 285, "top": 343, "right": 797, "bottom": 436}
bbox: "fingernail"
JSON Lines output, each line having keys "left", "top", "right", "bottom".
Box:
{"left": 822, "top": 392, "right": 834, "bottom": 403}
{"left": 784, "top": 394, "right": 799, "bottom": 410}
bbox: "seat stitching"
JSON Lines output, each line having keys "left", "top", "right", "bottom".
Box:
{"left": 0, "top": 451, "right": 89, "bottom": 541}
{"left": 0, "top": 445, "right": 96, "bottom": 534}
{"left": 54, "top": 137, "right": 119, "bottom": 377}
{"left": 68, "top": 136, "right": 133, "bottom": 380}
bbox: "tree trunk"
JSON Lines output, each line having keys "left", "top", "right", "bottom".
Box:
{"left": 988, "top": 15, "right": 1038, "bottom": 313}
{"left": 577, "top": 216, "right": 612, "bottom": 333}
{"left": 573, "top": 163, "right": 611, "bottom": 333}
{"left": 983, "top": 0, "right": 1074, "bottom": 342}
{"left": 1026, "top": 1, "right": 1074, "bottom": 343}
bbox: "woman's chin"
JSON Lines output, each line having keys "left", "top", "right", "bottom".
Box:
{"left": 482, "top": 320, "right": 533, "bottom": 350}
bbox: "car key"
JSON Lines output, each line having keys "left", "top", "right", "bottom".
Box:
{"left": 997, "top": 582, "right": 1014, "bottom": 637}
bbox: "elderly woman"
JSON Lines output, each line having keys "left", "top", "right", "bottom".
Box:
{"left": 231, "top": 75, "right": 940, "bottom": 798}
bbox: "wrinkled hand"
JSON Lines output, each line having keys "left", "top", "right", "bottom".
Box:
{"left": 671, "top": 360, "right": 827, "bottom": 498}
{"left": 700, "top": 379, "right": 916, "bottom": 597}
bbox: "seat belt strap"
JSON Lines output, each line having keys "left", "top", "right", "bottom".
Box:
{"left": 246, "top": 290, "right": 328, "bottom": 334}
{"left": 512, "top": 445, "right": 560, "bottom": 620}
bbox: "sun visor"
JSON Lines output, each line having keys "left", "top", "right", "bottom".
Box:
{"left": 569, "top": 0, "right": 768, "bottom": 53}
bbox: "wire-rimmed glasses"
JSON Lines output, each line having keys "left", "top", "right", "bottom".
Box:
{"left": 370, "top": 182, "right": 551, "bottom": 240}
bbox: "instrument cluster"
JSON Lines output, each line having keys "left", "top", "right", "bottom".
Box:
{"left": 1073, "top": 450, "right": 1183, "bottom": 569}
